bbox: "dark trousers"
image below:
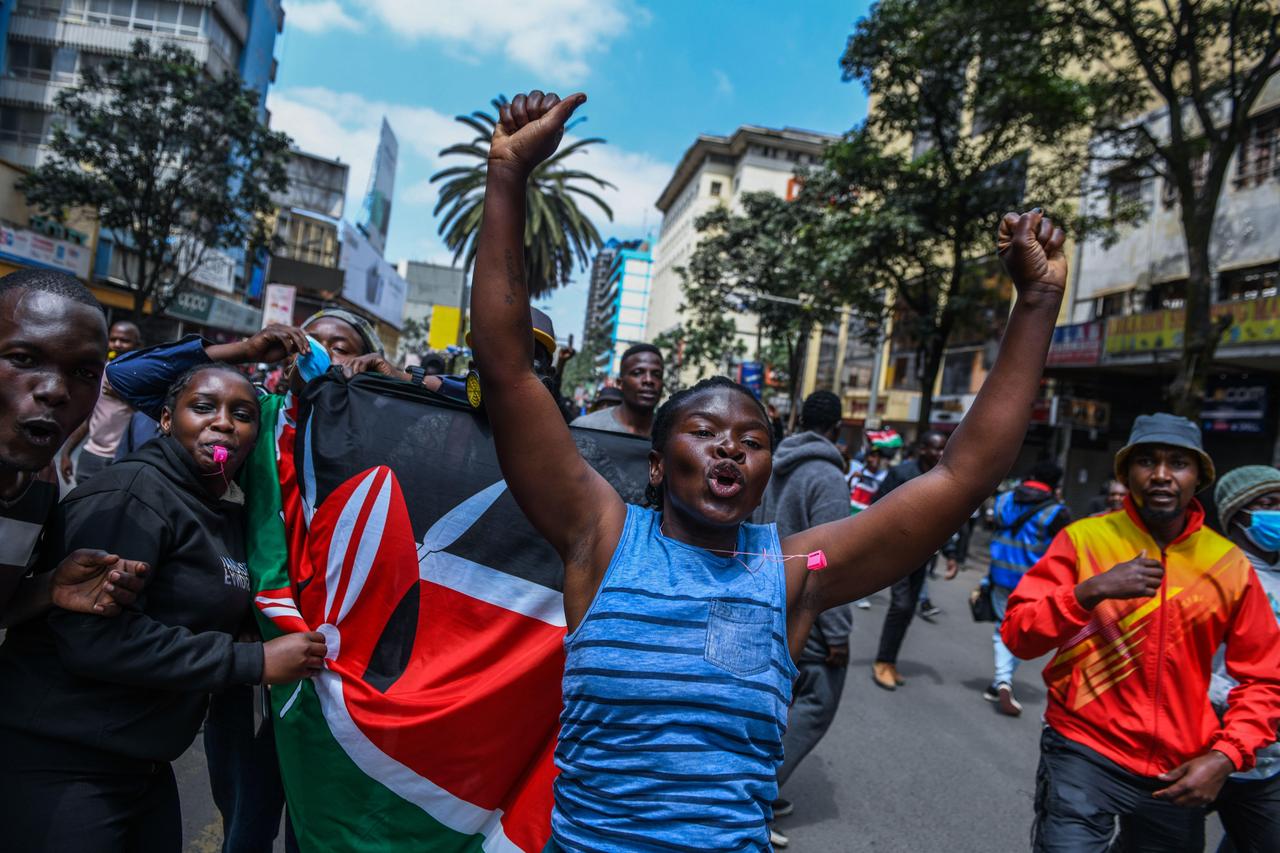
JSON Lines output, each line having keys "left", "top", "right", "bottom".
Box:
{"left": 205, "top": 686, "right": 298, "bottom": 853}
{"left": 1033, "top": 727, "right": 1205, "bottom": 853}
{"left": 778, "top": 659, "right": 848, "bottom": 788}
{"left": 0, "top": 727, "right": 181, "bottom": 853}
{"left": 875, "top": 561, "right": 930, "bottom": 665}
{"left": 1214, "top": 771, "right": 1280, "bottom": 853}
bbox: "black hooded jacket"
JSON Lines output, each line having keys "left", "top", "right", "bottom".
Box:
{"left": 0, "top": 436, "right": 263, "bottom": 762}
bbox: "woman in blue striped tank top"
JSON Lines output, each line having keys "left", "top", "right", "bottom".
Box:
{"left": 469, "top": 91, "right": 1068, "bottom": 851}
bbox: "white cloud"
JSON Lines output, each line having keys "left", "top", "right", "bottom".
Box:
{"left": 285, "top": 0, "right": 364, "bottom": 34}
{"left": 364, "top": 0, "right": 641, "bottom": 82}
{"left": 713, "top": 69, "right": 734, "bottom": 97}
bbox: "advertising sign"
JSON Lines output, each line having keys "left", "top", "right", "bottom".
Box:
{"left": 1047, "top": 320, "right": 1104, "bottom": 367}
{"left": 428, "top": 304, "right": 462, "bottom": 350}
{"left": 358, "top": 118, "right": 398, "bottom": 257}
{"left": 175, "top": 236, "right": 237, "bottom": 294}
{"left": 1202, "top": 377, "right": 1269, "bottom": 434}
{"left": 262, "top": 283, "right": 297, "bottom": 328}
{"left": 1106, "top": 297, "right": 1280, "bottom": 355}
{"left": 339, "top": 221, "right": 407, "bottom": 328}
{"left": 165, "top": 289, "right": 262, "bottom": 334}
{"left": 0, "top": 224, "right": 91, "bottom": 278}
{"left": 737, "top": 361, "right": 764, "bottom": 397}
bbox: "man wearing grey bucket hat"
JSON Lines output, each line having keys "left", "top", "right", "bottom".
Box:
{"left": 1002, "top": 413, "right": 1280, "bottom": 852}
{"left": 1209, "top": 465, "right": 1280, "bottom": 852}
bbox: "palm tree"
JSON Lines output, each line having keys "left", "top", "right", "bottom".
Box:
{"left": 431, "top": 96, "right": 615, "bottom": 298}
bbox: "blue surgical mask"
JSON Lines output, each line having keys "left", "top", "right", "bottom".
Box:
{"left": 1243, "top": 510, "right": 1280, "bottom": 552}
{"left": 296, "top": 335, "right": 331, "bottom": 383}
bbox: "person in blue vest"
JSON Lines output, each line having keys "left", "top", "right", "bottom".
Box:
{"left": 984, "top": 460, "right": 1071, "bottom": 716}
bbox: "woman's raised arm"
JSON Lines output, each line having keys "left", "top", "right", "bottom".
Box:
{"left": 469, "top": 91, "right": 627, "bottom": 629}
{"left": 783, "top": 210, "right": 1067, "bottom": 634}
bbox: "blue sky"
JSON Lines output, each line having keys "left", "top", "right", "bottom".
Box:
{"left": 269, "top": 0, "right": 872, "bottom": 343}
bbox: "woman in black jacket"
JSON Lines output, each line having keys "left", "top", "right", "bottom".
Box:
{"left": 0, "top": 363, "right": 326, "bottom": 853}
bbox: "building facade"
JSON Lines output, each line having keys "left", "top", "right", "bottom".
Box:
{"left": 646, "top": 126, "right": 836, "bottom": 386}
{"left": 584, "top": 238, "right": 652, "bottom": 378}
{"left": 1, "top": 0, "right": 283, "bottom": 168}
{"left": 397, "top": 260, "right": 467, "bottom": 354}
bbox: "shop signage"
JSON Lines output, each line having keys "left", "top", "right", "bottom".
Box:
{"left": 1202, "top": 377, "right": 1269, "bottom": 434}
{"left": 165, "top": 288, "right": 261, "bottom": 335}
{"left": 0, "top": 224, "right": 91, "bottom": 278}
{"left": 1047, "top": 320, "right": 1104, "bottom": 367}
{"left": 175, "top": 236, "right": 237, "bottom": 293}
{"left": 737, "top": 361, "right": 764, "bottom": 397}
{"left": 262, "top": 283, "right": 297, "bottom": 328}
{"left": 1105, "top": 297, "right": 1280, "bottom": 355}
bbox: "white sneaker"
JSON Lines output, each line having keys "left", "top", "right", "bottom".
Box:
{"left": 997, "top": 682, "right": 1023, "bottom": 717}
{"left": 770, "top": 827, "right": 790, "bottom": 848}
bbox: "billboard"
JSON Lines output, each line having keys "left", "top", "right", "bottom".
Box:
{"left": 358, "top": 118, "right": 398, "bottom": 257}
{"left": 262, "top": 283, "right": 297, "bottom": 328}
{"left": 0, "top": 224, "right": 91, "bottom": 278}
{"left": 428, "top": 304, "right": 463, "bottom": 350}
{"left": 339, "top": 221, "right": 407, "bottom": 328}
{"left": 1105, "top": 297, "right": 1280, "bottom": 355}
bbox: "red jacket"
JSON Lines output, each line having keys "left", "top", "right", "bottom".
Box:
{"left": 1002, "top": 498, "right": 1280, "bottom": 776}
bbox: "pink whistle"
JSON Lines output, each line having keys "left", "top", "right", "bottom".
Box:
{"left": 212, "top": 446, "right": 229, "bottom": 465}
{"left": 806, "top": 551, "right": 827, "bottom": 572}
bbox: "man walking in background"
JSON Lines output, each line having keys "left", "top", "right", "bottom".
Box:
{"left": 983, "top": 460, "right": 1070, "bottom": 717}
{"left": 754, "top": 391, "right": 853, "bottom": 848}
{"left": 871, "top": 430, "right": 949, "bottom": 691}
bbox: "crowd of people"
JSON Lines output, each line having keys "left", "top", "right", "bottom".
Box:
{"left": 0, "top": 88, "right": 1277, "bottom": 853}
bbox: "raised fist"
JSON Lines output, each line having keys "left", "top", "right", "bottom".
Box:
{"left": 489, "top": 90, "right": 587, "bottom": 177}
{"left": 997, "top": 209, "right": 1068, "bottom": 300}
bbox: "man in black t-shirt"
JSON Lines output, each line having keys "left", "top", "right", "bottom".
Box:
{"left": 0, "top": 269, "right": 145, "bottom": 625}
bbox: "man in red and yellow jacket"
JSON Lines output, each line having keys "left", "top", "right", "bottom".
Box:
{"left": 1003, "top": 413, "right": 1280, "bottom": 853}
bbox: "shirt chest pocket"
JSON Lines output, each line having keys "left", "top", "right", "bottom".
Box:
{"left": 704, "top": 600, "right": 773, "bottom": 678}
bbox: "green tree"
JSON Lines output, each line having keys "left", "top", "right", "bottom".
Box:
{"left": 676, "top": 190, "right": 858, "bottom": 410}
{"left": 1068, "top": 1, "right": 1280, "bottom": 417}
{"left": 837, "top": 0, "right": 1091, "bottom": 432}
{"left": 399, "top": 317, "right": 430, "bottom": 356}
{"left": 20, "top": 40, "right": 290, "bottom": 320}
{"left": 431, "top": 97, "right": 615, "bottom": 297}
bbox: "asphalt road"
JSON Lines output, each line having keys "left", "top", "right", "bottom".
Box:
{"left": 175, "top": 527, "right": 1227, "bottom": 852}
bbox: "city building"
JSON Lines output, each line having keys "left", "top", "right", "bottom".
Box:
{"left": 646, "top": 126, "right": 837, "bottom": 388}
{"left": 397, "top": 260, "right": 467, "bottom": 354}
{"left": 262, "top": 147, "right": 348, "bottom": 321}
{"left": 1, "top": 0, "right": 283, "bottom": 168}
{"left": 584, "top": 238, "right": 652, "bottom": 378}
{"left": 0, "top": 0, "right": 285, "bottom": 341}
{"left": 1046, "top": 84, "right": 1280, "bottom": 512}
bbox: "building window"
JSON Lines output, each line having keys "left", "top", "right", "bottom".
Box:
{"left": 709, "top": 180, "right": 722, "bottom": 197}
{"left": 1161, "top": 152, "right": 1208, "bottom": 208}
{"left": 1235, "top": 110, "right": 1280, "bottom": 189}
{"left": 940, "top": 351, "right": 975, "bottom": 395}
{"left": 1219, "top": 263, "right": 1279, "bottom": 302}
{"left": 1108, "top": 170, "right": 1147, "bottom": 217}
{"left": 16, "top": 0, "right": 64, "bottom": 18}
{"left": 64, "top": 1, "right": 207, "bottom": 39}
{"left": 1093, "top": 291, "right": 1139, "bottom": 319}
{"left": 1144, "top": 279, "right": 1186, "bottom": 311}
{"left": 0, "top": 108, "right": 49, "bottom": 146}
{"left": 890, "top": 354, "right": 917, "bottom": 390}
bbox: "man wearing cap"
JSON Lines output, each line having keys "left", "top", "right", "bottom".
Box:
{"left": 1002, "top": 414, "right": 1280, "bottom": 852}
{"left": 1209, "top": 465, "right": 1280, "bottom": 852}
{"left": 572, "top": 343, "right": 663, "bottom": 437}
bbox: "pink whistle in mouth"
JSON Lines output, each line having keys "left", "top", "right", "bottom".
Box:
{"left": 806, "top": 551, "right": 827, "bottom": 572}
{"left": 212, "top": 446, "right": 229, "bottom": 465}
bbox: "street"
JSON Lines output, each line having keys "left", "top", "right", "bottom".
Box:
{"left": 175, "top": 527, "right": 1227, "bottom": 852}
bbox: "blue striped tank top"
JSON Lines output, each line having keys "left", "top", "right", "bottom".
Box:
{"left": 552, "top": 505, "right": 798, "bottom": 851}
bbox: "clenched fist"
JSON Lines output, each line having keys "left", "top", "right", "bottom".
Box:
{"left": 1075, "top": 550, "right": 1164, "bottom": 611}
{"left": 489, "top": 90, "right": 587, "bottom": 178}
{"left": 997, "top": 210, "right": 1068, "bottom": 301}
{"left": 262, "top": 631, "right": 328, "bottom": 684}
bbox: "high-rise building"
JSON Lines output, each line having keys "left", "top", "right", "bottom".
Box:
{"left": 584, "top": 238, "right": 652, "bottom": 378}
{"left": 0, "top": 0, "right": 285, "bottom": 168}
{"left": 646, "top": 126, "right": 836, "bottom": 382}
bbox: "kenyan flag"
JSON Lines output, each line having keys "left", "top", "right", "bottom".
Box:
{"left": 241, "top": 376, "right": 649, "bottom": 852}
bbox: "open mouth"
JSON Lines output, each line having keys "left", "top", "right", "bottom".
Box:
{"left": 707, "top": 460, "right": 745, "bottom": 499}
{"left": 17, "top": 418, "right": 61, "bottom": 448}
